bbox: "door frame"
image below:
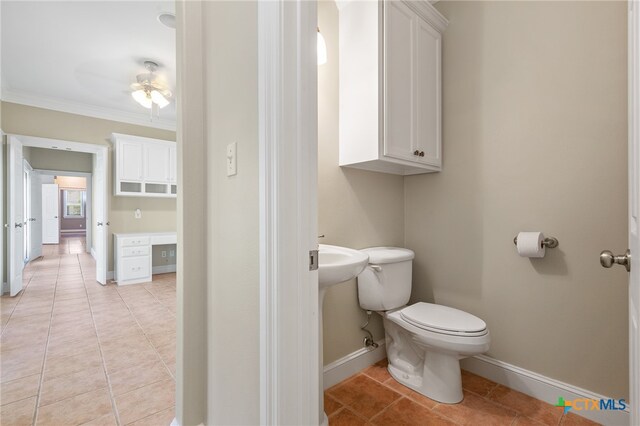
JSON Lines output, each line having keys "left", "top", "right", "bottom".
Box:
{"left": 7, "top": 134, "right": 107, "bottom": 284}
{"left": 36, "top": 170, "right": 93, "bottom": 250}
{"left": 1, "top": 131, "right": 4, "bottom": 293}
{"left": 258, "top": 1, "right": 319, "bottom": 425}
{"left": 629, "top": 0, "right": 639, "bottom": 423}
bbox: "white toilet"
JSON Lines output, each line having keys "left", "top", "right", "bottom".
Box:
{"left": 357, "top": 247, "right": 490, "bottom": 404}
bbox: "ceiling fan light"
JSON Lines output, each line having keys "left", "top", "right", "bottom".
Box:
{"left": 132, "top": 89, "right": 152, "bottom": 109}
{"left": 150, "top": 90, "right": 170, "bottom": 108}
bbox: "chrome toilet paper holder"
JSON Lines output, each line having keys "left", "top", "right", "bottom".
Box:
{"left": 513, "top": 235, "right": 559, "bottom": 249}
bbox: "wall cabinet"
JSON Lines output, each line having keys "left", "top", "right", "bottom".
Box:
{"left": 339, "top": 0, "right": 448, "bottom": 175}
{"left": 112, "top": 133, "right": 177, "bottom": 197}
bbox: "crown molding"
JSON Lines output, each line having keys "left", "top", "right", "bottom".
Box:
{"left": 0, "top": 88, "right": 177, "bottom": 132}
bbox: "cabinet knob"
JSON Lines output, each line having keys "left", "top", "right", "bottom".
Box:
{"left": 413, "top": 150, "right": 420, "bottom": 156}
{"left": 419, "top": 151, "right": 425, "bottom": 157}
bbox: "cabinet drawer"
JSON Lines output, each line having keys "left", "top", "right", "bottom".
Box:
{"left": 120, "top": 257, "right": 150, "bottom": 281}
{"left": 122, "top": 246, "right": 150, "bottom": 257}
{"left": 120, "top": 237, "right": 150, "bottom": 247}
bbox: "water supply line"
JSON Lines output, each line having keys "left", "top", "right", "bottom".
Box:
{"left": 360, "top": 310, "right": 379, "bottom": 349}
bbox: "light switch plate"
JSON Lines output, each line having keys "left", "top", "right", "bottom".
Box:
{"left": 134, "top": 208, "right": 142, "bottom": 219}
{"left": 227, "top": 142, "right": 237, "bottom": 176}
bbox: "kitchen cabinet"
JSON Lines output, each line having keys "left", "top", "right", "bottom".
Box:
{"left": 112, "top": 133, "right": 177, "bottom": 197}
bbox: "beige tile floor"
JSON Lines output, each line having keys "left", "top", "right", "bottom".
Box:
{"left": 1, "top": 237, "right": 176, "bottom": 426}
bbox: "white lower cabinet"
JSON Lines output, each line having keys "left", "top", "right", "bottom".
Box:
{"left": 114, "top": 232, "right": 176, "bottom": 285}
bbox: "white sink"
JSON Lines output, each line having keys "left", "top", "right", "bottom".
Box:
{"left": 318, "top": 244, "right": 369, "bottom": 289}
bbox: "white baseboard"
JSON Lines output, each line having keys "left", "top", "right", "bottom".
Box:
{"left": 153, "top": 264, "right": 177, "bottom": 274}
{"left": 461, "top": 355, "right": 629, "bottom": 425}
{"left": 323, "top": 339, "right": 386, "bottom": 390}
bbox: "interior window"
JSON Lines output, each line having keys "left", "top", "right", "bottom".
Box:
{"left": 63, "top": 189, "right": 86, "bottom": 218}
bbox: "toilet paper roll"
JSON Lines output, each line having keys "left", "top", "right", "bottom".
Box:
{"left": 516, "top": 232, "right": 545, "bottom": 258}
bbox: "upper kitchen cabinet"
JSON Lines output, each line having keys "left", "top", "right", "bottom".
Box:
{"left": 338, "top": 0, "right": 448, "bottom": 175}
{"left": 111, "top": 133, "right": 177, "bottom": 197}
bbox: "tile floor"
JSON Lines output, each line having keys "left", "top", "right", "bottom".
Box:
{"left": 1, "top": 238, "right": 176, "bottom": 425}
{"left": 325, "top": 360, "right": 601, "bottom": 426}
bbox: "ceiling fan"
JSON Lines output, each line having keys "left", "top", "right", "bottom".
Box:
{"left": 130, "top": 60, "right": 172, "bottom": 113}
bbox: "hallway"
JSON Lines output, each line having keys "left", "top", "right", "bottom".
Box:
{"left": 0, "top": 250, "right": 176, "bottom": 425}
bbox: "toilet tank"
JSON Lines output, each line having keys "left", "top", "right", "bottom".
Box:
{"left": 357, "top": 247, "right": 415, "bottom": 311}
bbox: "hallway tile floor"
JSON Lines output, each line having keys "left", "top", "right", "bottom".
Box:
{"left": 1, "top": 250, "right": 176, "bottom": 425}
{"left": 325, "top": 360, "right": 601, "bottom": 426}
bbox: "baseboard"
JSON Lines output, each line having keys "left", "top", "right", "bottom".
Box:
{"left": 323, "top": 339, "right": 386, "bottom": 390}
{"left": 170, "top": 418, "right": 202, "bottom": 426}
{"left": 461, "top": 355, "right": 629, "bottom": 425}
{"left": 152, "top": 264, "right": 177, "bottom": 274}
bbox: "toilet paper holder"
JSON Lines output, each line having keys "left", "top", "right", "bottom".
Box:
{"left": 513, "top": 235, "right": 559, "bottom": 249}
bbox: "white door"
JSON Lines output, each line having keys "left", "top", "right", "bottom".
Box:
{"left": 42, "top": 184, "right": 60, "bottom": 244}
{"left": 383, "top": 0, "right": 415, "bottom": 163}
{"left": 94, "top": 148, "right": 108, "bottom": 284}
{"left": 8, "top": 136, "right": 24, "bottom": 296}
{"left": 29, "top": 171, "right": 42, "bottom": 259}
{"left": 628, "top": 1, "right": 639, "bottom": 423}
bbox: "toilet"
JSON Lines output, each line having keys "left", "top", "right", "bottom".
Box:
{"left": 357, "top": 247, "right": 490, "bottom": 404}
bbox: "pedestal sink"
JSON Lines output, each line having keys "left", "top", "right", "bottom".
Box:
{"left": 317, "top": 244, "right": 369, "bottom": 425}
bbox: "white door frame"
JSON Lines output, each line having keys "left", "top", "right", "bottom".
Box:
{"left": 258, "top": 1, "right": 319, "bottom": 425}
{"left": 175, "top": 1, "right": 318, "bottom": 424}
{"left": 1, "top": 131, "right": 4, "bottom": 292}
{"left": 8, "top": 135, "right": 108, "bottom": 284}
{"left": 628, "top": 0, "right": 639, "bottom": 423}
{"left": 36, "top": 170, "right": 93, "bottom": 250}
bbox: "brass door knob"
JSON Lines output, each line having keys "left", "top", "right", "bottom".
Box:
{"left": 600, "top": 249, "right": 631, "bottom": 272}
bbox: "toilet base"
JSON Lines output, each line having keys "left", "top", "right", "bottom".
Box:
{"left": 387, "top": 350, "right": 463, "bottom": 404}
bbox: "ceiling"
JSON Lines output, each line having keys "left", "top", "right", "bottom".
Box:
{"left": 1, "top": 1, "right": 176, "bottom": 130}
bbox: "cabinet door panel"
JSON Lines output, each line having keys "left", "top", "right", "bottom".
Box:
{"left": 145, "top": 144, "right": 171, "bottom": 182}
{"left": 119, "top": 141, "right": 143, "bottom": 181}
{"left": 415, "top": 16, "right": 442, "bottom": 167}
{"left": 169, "top": 145, "right": 177, "bottom": 184}
{"left": 383, "top": 1, "right": 415, "bottom": 162}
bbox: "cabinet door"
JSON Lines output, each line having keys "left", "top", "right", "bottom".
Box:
{"left": 169, "top": 145, "right": 177, "bottom": 184}
{"left": 383, "top": 0, "right": 415, "bottom": 162}
{"left": 144, "top": 143, "right": 171, "bottom": 183}
{"left": 119, "top": 141, "right": 143, "bottom": 181}
{"left": 414, "top": 15, "right": 442, "bottom": 167}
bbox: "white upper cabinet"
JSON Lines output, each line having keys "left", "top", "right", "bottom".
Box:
{"left": 339, "top": 0, "right": 447, "bottom": 175}
{"left": 112, "top": 133, "right": 177, "bottom": 197}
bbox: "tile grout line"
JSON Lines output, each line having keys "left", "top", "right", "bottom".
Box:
{"left": 1, "top": 265, "right": 34, "bottom": 336}
{"left": 79, "top": 253, "right": 122, "bottom": 426}
{"left": 31, "top": 254, "right": 61, "bottom": 426}
{"left": 115, "top": 283, "right": 176, "bottom": 380}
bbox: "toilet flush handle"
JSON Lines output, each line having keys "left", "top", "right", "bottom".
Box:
{"left": 369, "top": 264, "right": 383, "bottom": 272}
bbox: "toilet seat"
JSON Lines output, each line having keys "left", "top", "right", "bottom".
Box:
{"left": 400, "top": 302, "right": 488, "bottom": 337}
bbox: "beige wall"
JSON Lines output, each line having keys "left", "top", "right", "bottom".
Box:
{"left": 404, "top": 1, "right": 628, "bottom": 398}
{"left": 203, "top": 1, "right": 260, "bottom": 424}
{"left": 318, "top": 0, "right": 405, "bottom": 364}
{"left": 25, "top": 147, "right": 93, "bottom": 173}
{"left": 1, "top": 102, "right": 176, "bottom": 270}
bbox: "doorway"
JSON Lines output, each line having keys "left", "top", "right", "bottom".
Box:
{"left": 6, "top": 134, "right": 109, "bottom": 297}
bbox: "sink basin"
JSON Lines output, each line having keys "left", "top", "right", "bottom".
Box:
{"left": 318, "top": 244, "right": 369, "bottom": 288}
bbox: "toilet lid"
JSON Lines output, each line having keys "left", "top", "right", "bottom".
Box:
{"left": 400, "top": 302, "right": 487, "bottom": 334}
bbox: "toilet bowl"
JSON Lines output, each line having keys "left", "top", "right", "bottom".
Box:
{"left": 357, "top": 247, "right": 491, "bottom": 404}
